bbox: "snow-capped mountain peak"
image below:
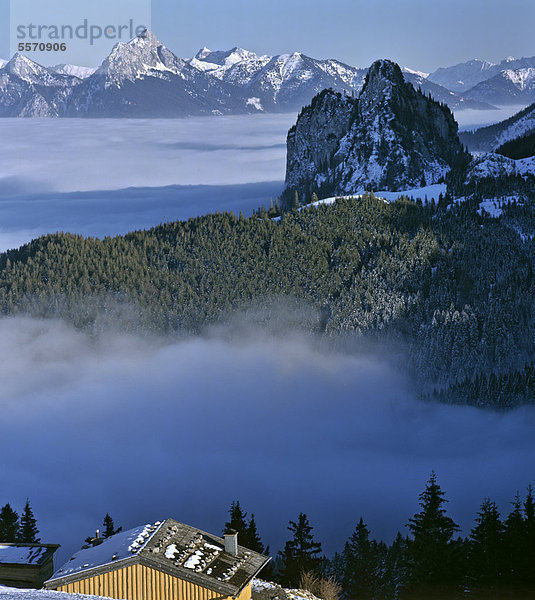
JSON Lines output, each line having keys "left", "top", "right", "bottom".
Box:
{"left": 194, "top": 47, "right": 213, "bottom": 61}
{"left": 95, "top": 28, "right": 187, "bottom": 85}
{"left": 3, "top": 53, "right": 52, "bottom": 83}
{"left": 284, "top": 58, "right": 469, "bottom": 202}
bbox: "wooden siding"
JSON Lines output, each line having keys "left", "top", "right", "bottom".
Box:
{"left": 55, "top": 563, "right": 252, "bottom": 600}
{"left": 0, "top": 559, "right": 55, "bottom": 589}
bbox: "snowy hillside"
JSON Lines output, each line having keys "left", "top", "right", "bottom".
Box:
{"left": 464, "top": 67, "right": 535, "bottom": 105}
{"left": 50, "top": 64, "right": 96, "bottom": 79}
{"left": 428, "top": 55, "right": 535, "bottom": 95}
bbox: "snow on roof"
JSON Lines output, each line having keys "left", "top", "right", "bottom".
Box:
{"left": 0, "top": 545, "right": 52, "bottom": 566}
{"left": 52, "top": 522, "right": 162, "bottom": 579}
{"left": 47, "top": 519, "right": 271, "bottom": 598}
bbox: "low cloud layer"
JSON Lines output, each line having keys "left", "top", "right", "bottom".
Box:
{"left": 0, "top": 316, "right": 534, "bottom": 564}
{"left": 0, "top": 114, "right": 295, "bottom": 195}
{"left": 0, "top": 114, "right": 295, "bottom": 252}
{"left": 0, "top": 181, "right": 282, "bottom": 252}
{"left": 0, "top": 107, "right": 516, "bottom": 253}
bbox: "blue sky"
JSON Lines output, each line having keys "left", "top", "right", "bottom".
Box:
{"left": 1, "top": 0, "right": 534, "bottom": 70}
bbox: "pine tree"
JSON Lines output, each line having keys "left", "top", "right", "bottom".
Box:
{"left": 18, "top": 500, "right": 40, "bottom": 543}
{"left": 0, "top": 504, "right": 20, "bottom": 542}
{"left": 103, "top": 513, "right": 122, "bottom": 539}
{"left": 244, "top": 513, "right": 265, "bottom": 553}
{"left": 278, "top": 513, "right": 322, "bottom": 588}
{"left": 406, "top": 472, "right": 461, "bottom": 587}
{"left": 341, "top": 518, "right": 378, "bottom": 600}
{"left": 503, "top": 492, "right": 524, "bottom": 584}
{"left": 224, "top": 501, "right": 249, "bottom": 539}
{"left": 522, "top": 484, "right": 535, "bottom": 584}
{"left": 469, "top": 498, "right": 504, "bottom": 585}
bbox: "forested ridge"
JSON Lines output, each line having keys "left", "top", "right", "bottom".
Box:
{"left": 0, "top": 192, "right": 534, "bottom": 408}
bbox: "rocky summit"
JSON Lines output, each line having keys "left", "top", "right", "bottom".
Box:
{"left": 284, "top": 59, "right": 470, "bottom": 203}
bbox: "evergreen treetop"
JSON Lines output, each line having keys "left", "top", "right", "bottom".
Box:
{"left": 0, "top": 504, "right": 20, "bottom": 543}
{"left": 19, "top": 499, "right": 40, "bottom": 543}
{"left": 278, "top": 512, "right": 322, "bottom": 587}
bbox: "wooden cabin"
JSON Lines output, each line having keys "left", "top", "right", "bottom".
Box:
{"left": 45, "top": 518, "right": 270, "bottom": 600}
{"left": 0, "top": 543, "right": 59, "bottom": 588}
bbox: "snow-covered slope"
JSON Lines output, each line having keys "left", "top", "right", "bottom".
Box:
{"left": 464, "top": 152, "right": 535, "bottom": 181}
{"left": 190, "top": 47, "right": 366, "bottom": 111}
{"left": 64, "top": 29, "right": 251, "bottom": 117}
{"left": 428, "top": 55, "right": 535, "bottom": 94}
{"left": 402, "top": 69, "right": 495, "bottom": 110}
{"left": 190, "top": 47, "right": 492, "bottom": 112}
{"left": 464, "top": 67, "right": 535, "bottom": 105}
{"left": 0, "top": 54, "right": 80, "bottom": 116}
{"left": 50, "top": 64, "right": 96, "bottom": 79}
{"left": 428, "top": 59, "right": 497, "bottom": 93}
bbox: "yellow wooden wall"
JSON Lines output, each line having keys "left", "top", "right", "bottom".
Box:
{"left": 54, "top": 563, "right": 252, "bottom": 600}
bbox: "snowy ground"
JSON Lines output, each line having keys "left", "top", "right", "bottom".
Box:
{"left": 0, "top": 587, "right": 111, "bottom": 600}
{"left": 252, "top": 579, "right": 321, "bottom": 600}
{"left": 0, "top": 579, "right": 311, "bottom": 600}
{"left": 309, "top": 183, "right": 447, "bottom": 209}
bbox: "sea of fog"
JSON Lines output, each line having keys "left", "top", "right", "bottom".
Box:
{"left": 0, "top": 106, "right": 525, "bottom": 251}
{"left": 1, "top": 109, "right": 534, "bottom": 563}
{"left": 0, "top": 114, "right": 296, "bottom": 251}
{"left": 0, "top": 316, "right": 534, "bottom": 564}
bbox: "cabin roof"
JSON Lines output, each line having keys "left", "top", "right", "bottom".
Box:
{"left": 0, "top": 544, "right": 59, "bottom": 567}
{"left": 46, "top": 518, "right": 270, "bottom": 597}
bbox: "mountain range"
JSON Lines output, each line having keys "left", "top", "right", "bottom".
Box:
{"left": 0, "top": 29, "right": 534, "bottom": 118}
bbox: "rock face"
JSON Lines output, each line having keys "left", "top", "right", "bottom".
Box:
{"left": 0, "top": 54, "right": 79, "bottom": 116}
{"left": 463, "top": 67, "right": 535, "bottom": 106}
{"left": 65, "top": 29, "right": 248, "bottom": 117}
{"left": 284, "top": 59, "right": 470, "bottom": 201}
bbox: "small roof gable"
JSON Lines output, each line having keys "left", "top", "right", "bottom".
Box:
{"left": 0, "top": 544, "right": 59, "bottom": 566}
{"left": 47, "top": 519, "right": 270, "bottom": 597}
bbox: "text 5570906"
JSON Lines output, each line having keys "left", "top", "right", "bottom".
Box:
{"left": 18, "top": 42, "right": 67, "bottom": 52}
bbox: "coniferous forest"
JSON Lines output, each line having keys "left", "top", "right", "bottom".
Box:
{"left": 0, "top": 192, "right": 533, "bottom": 409}
{"left": 231, "top": 474, "right": 535, "bottom": 600}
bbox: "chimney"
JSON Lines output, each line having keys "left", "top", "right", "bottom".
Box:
{"left": 224, "top": 530, "right": 238, "bottom": 556}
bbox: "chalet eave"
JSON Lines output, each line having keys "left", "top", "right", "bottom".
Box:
{"left": 44, "top": 553, "right": 253, "bottom": 598}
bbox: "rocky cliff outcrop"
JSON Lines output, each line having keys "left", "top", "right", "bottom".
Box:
{"left": 284, "top": 59, "right": 470, "bottom": 203}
